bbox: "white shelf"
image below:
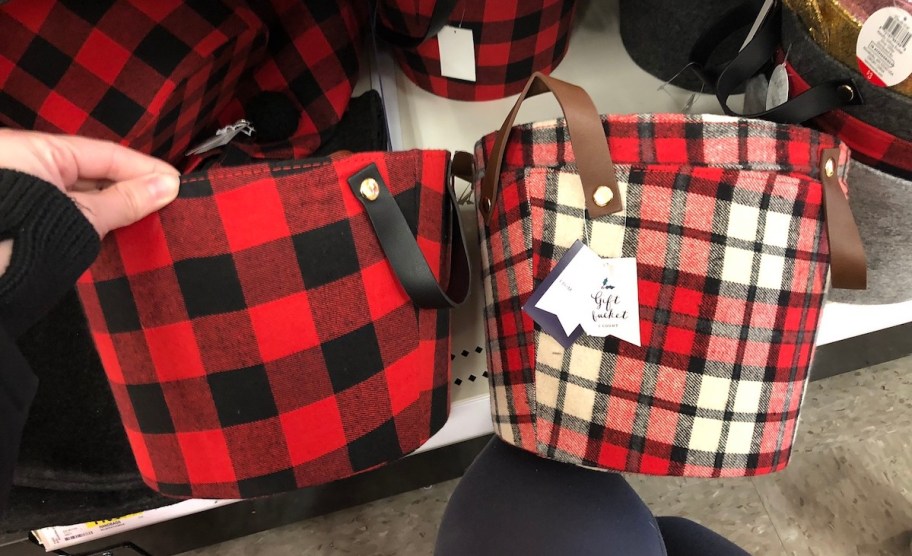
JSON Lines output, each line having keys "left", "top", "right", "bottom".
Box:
{"left": 394, "top": 0, "right": 912, "bottom": 452}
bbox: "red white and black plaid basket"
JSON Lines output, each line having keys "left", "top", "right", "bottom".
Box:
{"left": 474, "top": 74, "right": 866, "bottom": 477}
{"left": 75, "top": 150, "right": 470, "bottom": 499}
{"left": 377, "top": 0, "right": 577, "bottom": 101}
{"left": 0, "top": 0, "right": 267, "bottom": 164}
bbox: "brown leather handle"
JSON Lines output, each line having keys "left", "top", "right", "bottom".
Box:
{"left": 479, "top": 72, "right": 622, "bottom": 222}
{"left": 819, "top": 149, "right": 867, "bottom": 289}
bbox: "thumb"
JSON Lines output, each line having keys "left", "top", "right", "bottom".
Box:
{"left": 71, "top": 173, "right": 180, "bottom": 237}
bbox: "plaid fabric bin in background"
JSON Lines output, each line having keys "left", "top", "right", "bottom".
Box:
{"left": 0, "top": 0, "right": 267, "bottom": 164}
{"left": 377, "top": 0, "right": 577, "bottom": 100}
{"left": 475, "top": 74, "right": 864, "bottom": 477}
{"left": 75, "top": 150, "right": 466, "bottom": 499}
{"left": 210, "top": 0, "right": 367, "bottom": 158}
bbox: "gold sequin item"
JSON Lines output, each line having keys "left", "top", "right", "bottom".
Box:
{"left": 784, "top": 0, "right": 912, "bottom": 96}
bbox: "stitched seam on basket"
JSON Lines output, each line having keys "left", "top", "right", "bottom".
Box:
{"left": 180, "top": 162, "right": 327, "bottom": 184}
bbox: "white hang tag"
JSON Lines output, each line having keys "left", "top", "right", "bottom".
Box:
{"left": 579, "top": 258, "right": 642, "bottom": 346}
{"left": 740, "top": 0, "right": 776, "bottom": 51}
{"left": 438, "top": 25, "right": 476, "bottom": 82}
{"left": 534, "top": 243, "right": 602, "bottom": 336}
{"left": 765, "top": 63, "right": 790, "bottom": 110}
{"left": 856, "top": 6, "right": 912, "bottom": 87}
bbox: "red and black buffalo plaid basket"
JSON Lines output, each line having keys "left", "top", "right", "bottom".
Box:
{"left": 75, "top": 150, "right": 471, "bottom": 499}
{"left": 474, "top": 73, "right": 866, "bottom": 477}
{"left": 0, "top": 0, "right": 267, "bottom": 165}
{"left": 377, "top": 0, "right": 577, "bottom": 101}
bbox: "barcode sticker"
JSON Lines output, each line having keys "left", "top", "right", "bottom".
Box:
{"left": 856, "top": 7, "right": 912, "bottom": 87}
{"left": 882, "top": 15, "right": 912, "bottom": 48}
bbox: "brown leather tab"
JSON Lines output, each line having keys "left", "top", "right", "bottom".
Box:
{"left": 820, "top": 149, "right": 867, "bottom": 289}
{"left": 479, "top": 72, "right": 621, "bottom": 222}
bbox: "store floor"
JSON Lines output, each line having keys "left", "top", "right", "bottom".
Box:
{"left": 180, "top": 356, "right": 912, "bottom": 556}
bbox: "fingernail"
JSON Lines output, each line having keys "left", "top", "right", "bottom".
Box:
{"left": 147, "top": 174, "right": 180, "bottom": 204}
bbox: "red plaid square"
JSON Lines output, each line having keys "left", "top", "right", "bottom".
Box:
{"left": 76, "top": 150, "right": 458, "bottom": 499}
{"left": 476, "top": 113, "right": 847, "bottom": 477}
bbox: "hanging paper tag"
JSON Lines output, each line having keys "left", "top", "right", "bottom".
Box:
{"left": 523, "top": 241, "right": 641, "bottom": 349}
{"left": 856, "top": 7, "right": 912, "bottom": 87}
{"left": 579, "top": 258, "right": 641, "bottom": 346}
{"left": 438, "top": 25, "right": 476, "bottom": 82}
{"left": 523, "top": 241, "right": 592, "bottom": 347}
{"left": 765, "top": 63, "right": 790, "bottom": 110}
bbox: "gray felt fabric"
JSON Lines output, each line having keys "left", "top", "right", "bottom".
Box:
{"left": 831, "top": 160, "right": 912, "bottom": 304}
{"left": 619, "top": 0, "right": 746, "bottom": 92}
{"left": 783, "top": 7, "right": 912, "bottom": 141}
{"left": 746, "top": 76, "right": 912, "bottom": 305}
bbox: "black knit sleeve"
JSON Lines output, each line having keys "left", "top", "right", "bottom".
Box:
{"left": 0, "top": 169, "right": 100, "bottom": 337}
{"left": 0, "top": 169, "right": 101, "bottom": 515}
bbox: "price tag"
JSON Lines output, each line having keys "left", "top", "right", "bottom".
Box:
{"left": 438, "top": 25, "right": 476, "bottom": 82}
{"left": 766, "top": 63, "right": 790, "bottom": 110}
{"left": 579, "top": 257, "right": 641, "bottom": 346}
{"left": 856, "top": 6, "right": 912, "bottom": 87}
{"left": 523, "top": 241, "right": 641, "bottom": 348}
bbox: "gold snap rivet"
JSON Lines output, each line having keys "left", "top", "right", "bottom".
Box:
{"left": 838, "top": 84, "right": 855, "bottom": 102}
{"left": 824, "top": 159, "right": 835, "bottom": 178}
{"left": 360, "top": 177, "right": 380, "bottom": 201}
{"left": 593, "top": 185, "right": 614, "bottom": 207}
{"left": 481, "top": 197, "right": 492, "bottom": 214}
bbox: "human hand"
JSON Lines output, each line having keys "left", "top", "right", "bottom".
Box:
{"left": 0, "top": 130, "right": 180, "bottom": 276}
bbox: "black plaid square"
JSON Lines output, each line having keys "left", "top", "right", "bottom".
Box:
{"left": 18, "top": 36, "right": 70, "bottom": 88}
{"left": 58, "top": 0, "right": 110, "bottom": 25}
{"left": 208, "top": 365, "right": 279, "bottom": 427}
{"left": 127, "top": 382, "right": 176, "bottom": 434}
{"left": 347, "top": 418, "right": 402, "bottom": 471}
{"left": 174, "top": 254, "right": 246, "bottom": 318}
{"left": 293, "top": 220, "right": 361, "bottom": 289}
{"left": 95, "top": 277, "right": 142, "bottom": 333}
{"left": 322, "top": 323, "right": 385, "bottom": 393}
{"left": 135, "top": 27, "right": 191, "bottom": 76}
{"left": 91, "top": 88, "right": 148, "bottom": 138}
{"left": 238, "top": 469, "right": 297, "bottom": 498}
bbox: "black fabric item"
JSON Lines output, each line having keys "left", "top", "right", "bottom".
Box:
{"left": 435, "top": 437, "right": 669, "bottom": 556}
{"left": 656, "top": 516, "right": 750, "bottom": 556}
{"left": 619, "top": 0, "right": 747, "bottom": 93}
{"left": 244, "top": 92, "right": 299, "bottom": 142}
{"left": 783, "top": 7, "right": 912, "bottom": 140}
{"left": 690, "top": 0, "right": 863, "bottom": 123}
{"left": 0, "top": 324, "right": 36, "bottom": 518}
{"left": 313, "top": 90, "right": 389, "bottom": 155}
{"left": 14, "top": 291, "right": 145, "bottom": 491}
{"left": 2, "top": 485, "right": 169, "bottom": 534}
{"left": 0, "top": 170, "right": 99, "bottom": 515}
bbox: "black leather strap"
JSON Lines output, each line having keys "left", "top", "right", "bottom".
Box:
{"left": 347, "top": 156, "right": 471, "bottom": 309}
{"left": 375, "top": 0, "right": 459, "bottom": 49}
{"left": 690, "top": 0, "right": 864, "bottom": 123}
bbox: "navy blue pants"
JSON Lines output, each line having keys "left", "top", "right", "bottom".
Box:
{"left": 435, "top": 437, "right": 750, "bottom": 556}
